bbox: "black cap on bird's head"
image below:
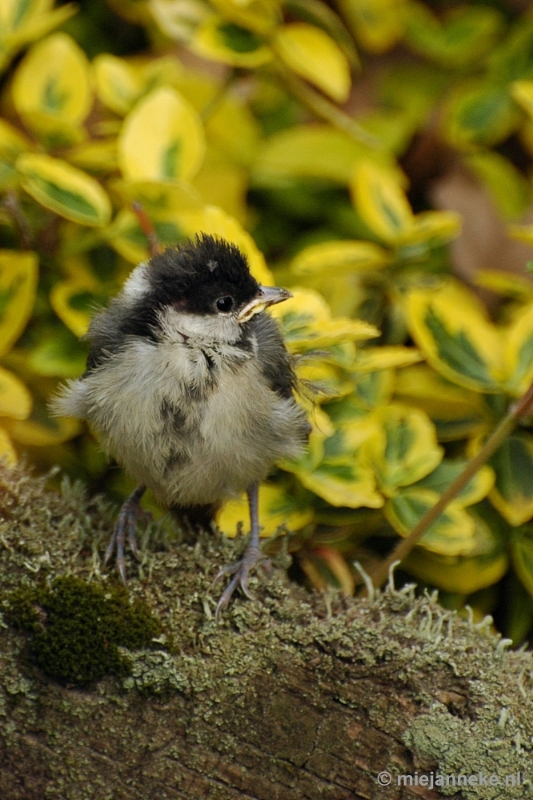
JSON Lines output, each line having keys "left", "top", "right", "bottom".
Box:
{"left": 146, "top": 234, "right": 291, "bottom": 321}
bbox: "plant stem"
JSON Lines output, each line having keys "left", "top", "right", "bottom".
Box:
{"left": 131, "top": 202, "right": 162, "bottom": 257}
{"left": 366, "top": 381, "right": 533, "bottom": 593}
{"left": 274, "top": 62, "right": 379, "bottom": 148}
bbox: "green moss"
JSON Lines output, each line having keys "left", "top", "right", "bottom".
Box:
{"left": 5, "top": 576, "right": 165, "bottom": 688}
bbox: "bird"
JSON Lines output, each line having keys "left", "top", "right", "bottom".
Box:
{"left": 53, "top": 234, "right": 310, "bottom": 616}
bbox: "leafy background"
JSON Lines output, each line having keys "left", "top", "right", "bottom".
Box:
{"left": 3, "top": 0, "right": 533, "bottom": 641}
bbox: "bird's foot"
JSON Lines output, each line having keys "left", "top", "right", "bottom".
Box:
{"left": 213, "top": 542, "right": 271, "bottom": 619}
{"left": 104, "top": 486, "right": 149, "bottom": 582}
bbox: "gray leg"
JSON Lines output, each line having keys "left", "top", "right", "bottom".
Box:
{"left": 213, "top": 482, "right": 269, "bottom": 618}
{"left": 104, "top": 485, "right": 146, "bottom": 582}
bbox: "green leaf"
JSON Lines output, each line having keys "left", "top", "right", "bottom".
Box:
{"left": 404, "top": 3, "right": 503, "bottom": 68}
{"left": 27, "top": 327, "right": 87, "bottom": 378}
{"left": 444, "top": 81, "right": 519, "bottom": 149}
{"left": 465, "top": 151, "right": 529, "bottom": 220}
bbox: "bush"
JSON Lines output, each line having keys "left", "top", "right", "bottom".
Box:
{"left": 3, "top": 0, "right": 533, "bottom": 640}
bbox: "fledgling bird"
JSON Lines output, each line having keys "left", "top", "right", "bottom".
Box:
{"left": 53, "top": 234, "right": 309, "bottom": 615}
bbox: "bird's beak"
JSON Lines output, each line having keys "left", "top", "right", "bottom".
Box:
{"left": 237, "top": 285, "right": 292, "bottom": 323}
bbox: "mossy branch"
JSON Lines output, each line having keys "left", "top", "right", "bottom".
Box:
{"left": 1, "top": 464, "right": 533, "bottom": 799}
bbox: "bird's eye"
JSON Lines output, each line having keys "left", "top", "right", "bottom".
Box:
{"left": 215, "top": 296, "right": 234, "bottom": 313}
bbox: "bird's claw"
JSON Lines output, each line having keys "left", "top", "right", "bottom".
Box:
{"left": 213, "top": 545, "right": 270, "bottom": 619}
{"left": 104, "top": 487, "right": 148, "bottom": 582}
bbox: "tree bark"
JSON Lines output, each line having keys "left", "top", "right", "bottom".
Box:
{"left": 0, "top": 464, "right": 531, "bottom": 799}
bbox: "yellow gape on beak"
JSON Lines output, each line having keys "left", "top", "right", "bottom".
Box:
{"left": 237, "top": 285, "right": 292, "bottom": 323}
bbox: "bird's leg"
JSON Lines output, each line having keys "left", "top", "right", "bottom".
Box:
{"left": 214, "top": 481, "right": 270, "bottom": 618}
{"left": 104, "top": 485, "right": 147, "bottom": 582}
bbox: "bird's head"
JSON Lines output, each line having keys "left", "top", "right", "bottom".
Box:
{"left": 121, "top": 234, "right": 291, "bottom": 344}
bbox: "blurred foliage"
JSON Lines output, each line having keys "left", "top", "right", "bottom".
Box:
{"left": 4, "top": 0, "right": 533, "bottom": 640}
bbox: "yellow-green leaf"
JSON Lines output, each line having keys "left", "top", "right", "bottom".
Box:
{"left": 299, "top": 455, "right": 383, "bottom": 509}
{"left": 405, "top": 535, "right": 507, "bottom": 594}
{"left": 27, "top": 328, "right": 88, "bottom": 378}
{"left": 191, "top": 146, "right": 248, "bottom": 221}
{"left": 217, "top": 483, "right": 313, "bottom": 538}
{"left": 0, "top": 366, "right": 31, "bottom": 420}
{"left": 16, "top": 153, "right": 112, "bottom": 227}
{"left": 511, "top": 80, "right": 533, "bottom": 119}
{"left": 253, "top": 124, "right": 374, "bottom": 185}
{"left": 50, "top": 280, "right": 98, "bottom": 338}
{"left": 192, "top": 17, "right": 273, "bottom": 67}
{"left": 394, "top": 363, "right": 489, "bottom": 442}
{"left": 488, "top": 432, "right": 533, "bottom": 526}
{"left": 0, "top": 119, "right": 32, "bottom": 188}
{"left": 4, "top": 411, "right": 81, "bottom": 447}
{"left": 404, "top": 280, "right": 502, "bottom": 392}
{"left": 119, "top": 87, "right": 205, "bottom": 183}
{"left": 397, "top": 210, "right": 462, "bottom": 247}
{"left": 68, "top": 139, "right": 118, "bottom": 174}
{"left": 367, "top": 404, "right": 443, "bottom": 494}
{"left": 475, "top": 269, "right": 533, "bottom": 301}
{"left": 353, "top": 346, "right": 423, "bottom": 372}
{"left": 105, "top": 207, "right": 185, "bottom": 264}
{"left": 350, "top": 160, "right": 413, "bottom": 244}
{"left": 290, "top": 239, "right": 390, "bottom": 276}
{"left": 150, "top": 0, "right": 210, "bottom": 42}
{"left": 0, "top": 427, "right": 16, "bottom": 465}
{"left": 274, "top": 22, "right": 351, "bottom": 103}
{"left": 205, "top": 94, "right": 261, "bottom": 168}
{"left": 271, "top": 287, "right": 379, "bottom": 350}
{"left": 113, "top": 179, "right": 203, "bottom": 215}
{"left": 0, "top": 0, "right": 76, "bottom": 72}
{"left": 385, "top": 488, "right": 476, "bottom": 556}
{"left": 502, "top": 302, "right": 533, "bottom": 397}
{"left": 511, "top": 527, "right": 533, "bottom": 598}
{"left": 296, "top": 360, "right": 353, "bottom": 401}
{"left": 0, "top": 250, "right": 38, "bottom": 357}
{"left": 210, "top": 0, "right": 280, "bottom": 35}
{"left": 465, "top": 151, "right": 529, "bottom": 221}
{"left": 415, "top": 460, "right": 494, "bottom": 509}
{"left": 12, "top": 32, "right": 91, "bottom": 143}
{"left": 92, "top": 54, "right": 146, "bottom": 115}
{"left": 337, "top": 0, "right": 404, "bottom": 54}
{"left": 403, "top": 2, "right": 503, "bottom": 68}
{"left": 311, "top": 546, "right": 355, "bottom": 595}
